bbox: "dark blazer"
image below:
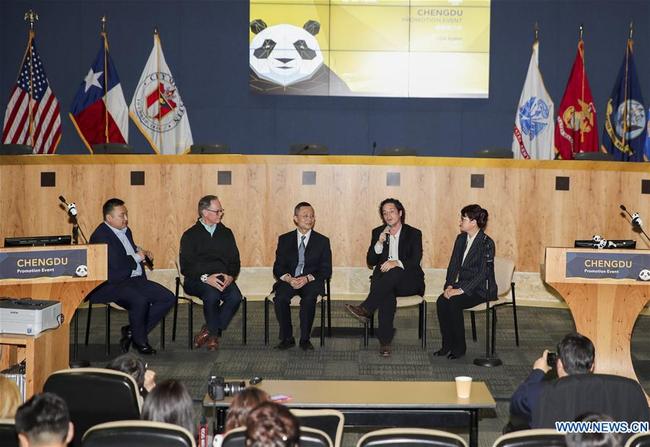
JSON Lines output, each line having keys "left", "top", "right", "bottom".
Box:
{"left": 87, "top": 222, "right": 146, "bottom": 303}
{"left": 532, "top": 374, "right": 650, "bottom": 435}
{"left": 444, "top": 230, "right": 497, "bottom": 300}
{"left": 273, "top": 230, "right": 332, "bottom": 295}
{"left": 366, "top": 224, "right": 425, "bottom": 292}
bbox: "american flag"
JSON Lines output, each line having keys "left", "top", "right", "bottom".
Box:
{"left": 2, "top": 33, "right": 62, "bottom": 154}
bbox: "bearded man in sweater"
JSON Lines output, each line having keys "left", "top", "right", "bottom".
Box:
{"left": 180, "top": 195, "right": 242, "bottom": 351}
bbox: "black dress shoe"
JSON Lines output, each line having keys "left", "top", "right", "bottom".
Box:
{"left": 433, "top": 349, "right": 450, "bottom": 357}
{"left": 119, "top": 326, "right": 132, "bottom": 353}
{"left": 344, "top": 304, "right": 370, "bottom": 323}
{"left": 132, "top": 342, "right": 157, "bottom": 355}
{"left": 275, "top": 337, "right": 296, "bottom": 350}
{"left": 299, "top": 340, "right": 314, "bottom": 351}
{"left": 447, "top": 353, "right": 464, "bottom": 360}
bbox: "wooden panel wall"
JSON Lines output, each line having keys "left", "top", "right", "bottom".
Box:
{"left": 1, "top": 155, "right": 648, "bottom": 273}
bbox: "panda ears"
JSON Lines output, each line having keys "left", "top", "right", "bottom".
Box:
{"left": 303, "top": 20, "right": 320, "bottom": 36}
{"left": 250, "top": 19, "right": 267, "bottom": 34}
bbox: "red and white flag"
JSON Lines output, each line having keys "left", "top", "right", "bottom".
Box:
{"left": 554, "top": 40, "right": 599, "bottom": 159}
{"left": 129, "top": 32, "right": 193, "bottom": 154}
{"left": 2, "top": 30, "right": 62, "bottom": 154}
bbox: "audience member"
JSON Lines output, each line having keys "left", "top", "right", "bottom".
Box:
{"left": 14, "top": 393, "right": 73, "bottom": 447}
{"left": 565, "top": 413, "right": 622, "bottom": 447}
{"left": 142, "top": 379, "right": 194, "bottom": 436}
{"left": 245, "top": 402, "right": 299, "bottom": 447}
{"left": 214, "top": 388, "right": 270, "bottom": 447}
{"left": 0, "top": 375, "right": 21, "bottom": 418}
{"left": 107, "top": 353, "right": 157, "bottom": 397}
{"left": 510, "top": 332, "right": 594, "bottom": 428}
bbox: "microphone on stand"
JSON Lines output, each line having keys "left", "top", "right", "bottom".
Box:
{"left": 620, "top": 204, "right": 650, "bottom": 245}
{"left": 58, "top": 195, "right": 88, "bottom": 244}
{"left": 473, "top": 234, "right": 502, "bottom": 368}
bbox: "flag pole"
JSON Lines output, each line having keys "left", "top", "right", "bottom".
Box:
{"left": 24, "top": 10, "right": 38, "bottom": 148}
{"left": 622, "top": 22, "right": 633, "bottom": 149}
{"left": 101, "top": 16, "right": 109, "bottom": 144}
{"left": 579, "top": 24, "right": 585, "bottom": 147}
{"left": 533, "top": 22, "right": 539, "bottom": 44}
{"left": 154, "top": 26, "right": 162, "bottom": 152}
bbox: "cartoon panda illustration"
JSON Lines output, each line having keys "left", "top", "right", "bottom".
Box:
{"left": 249, "top": 19, "right": 350, "bottom": 96}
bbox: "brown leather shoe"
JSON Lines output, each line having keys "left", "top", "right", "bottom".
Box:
{"left": 345, "top": 304, "right": 370, "bottom": 323}
{"left": 379, "top": 345, "right": 391, "bottom": 357}
{"left": 193, "top": 325, "right": 210, "bottom": 348}
{"left": 206, "top": 335, "right": 220, "bottom": 351}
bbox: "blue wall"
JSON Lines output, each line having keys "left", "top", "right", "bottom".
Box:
{"left": 1, "top": 0, "right": 649, "bottom": 155}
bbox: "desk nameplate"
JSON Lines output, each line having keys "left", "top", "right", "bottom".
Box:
{"left": 566, "top": 251, "right": 650, "bottom": 281}
{"left": 0, "top": 248, "right": 88, "bottom": 280}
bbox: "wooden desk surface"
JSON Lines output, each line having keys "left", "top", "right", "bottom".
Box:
{"left": 203, "top": 379, "right": 496, "bottom": 409}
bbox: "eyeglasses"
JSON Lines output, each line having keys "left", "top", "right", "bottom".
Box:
{"left": 205, "top": 208, "right": 225, "bottom": 215}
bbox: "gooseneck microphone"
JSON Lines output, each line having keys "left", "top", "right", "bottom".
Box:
{"left": 59, "top": 195, "right": 78, "bottom": 217}
{"left": 58, "top": 195, "right": 88, "bottom": 244}
{"left": 620, "top": 204, "right": 650, "bottom": 246}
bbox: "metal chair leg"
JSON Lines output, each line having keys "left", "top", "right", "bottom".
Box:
{"left": 470, "top": 311, "right": 477, "bottom": 341}
{"left": 320, "top": 297, "right": 325, "bottom": 347}
{"left": 173, "top": 277, "right": 180, "bottom": 341}
{"left": 422, "top": 301, "right": 428, "bottom": 348}
{"left": 105, "top": 304, "right": 111, "bottom": 356}
{"left": 363, "top": 321, "right": 369, "bottom": 347}
{"left": 73, "top": 310, "right": 79, "bottom": 360}
{"left": 188, "top": 301, "right": 194, "bottom": 350}
{"left": 491, "top": 307, "right": 497, "bottom": 355}
{"left": 242, "top": 296, "right": 247, "bottom": 345}
{"left": 160, "top": 310, "right": 166, "bottom": 351}
{"left": 84, "top": 301, "right": 92, "bottom": 346}
{"left": 418, "top": 302, "right": 423, "bottom": 339}
{"left": 326, "top": 279, "right": 332, "bottom": 337}
{"left": 511, "top": 282, "right": 520, "bottom": 346}
{"left": 264, "top": 298, "right": 270, "bottom": 345}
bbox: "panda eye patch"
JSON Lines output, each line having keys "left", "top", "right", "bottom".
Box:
{"left": 293, "top": 40, "right": 316, "bottom": 60}
{"left": 254, "top": 39, "right": 276, "bottom": 59}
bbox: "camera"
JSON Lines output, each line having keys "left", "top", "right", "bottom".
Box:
{"left": 207, "top": 375, "right": 246, "bottom": 401}
{"left": 547, "top": 351, "right": 557, "bottom": 368}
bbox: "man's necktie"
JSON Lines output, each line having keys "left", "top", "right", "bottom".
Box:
{"left": 295, "top": 235, "right": 306, "bottom": 276}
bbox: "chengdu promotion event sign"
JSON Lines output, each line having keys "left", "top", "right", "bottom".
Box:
{"left": 249, "top": 0, "right": 491, "bottom": 98}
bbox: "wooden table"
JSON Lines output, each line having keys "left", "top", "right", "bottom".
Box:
{"left": 203, "top": 379, "right": 495, "bottom": 447}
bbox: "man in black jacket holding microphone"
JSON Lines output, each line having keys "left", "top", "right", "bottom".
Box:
{"left": 345, "top": 198, "right": 425, "bottom": 357}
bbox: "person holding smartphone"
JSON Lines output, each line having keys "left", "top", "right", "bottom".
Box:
{"left": 180, "top": 195, "right": 242, "bottom": 351}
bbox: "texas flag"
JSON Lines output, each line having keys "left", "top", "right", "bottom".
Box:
{"left": 69, "top": 33, "right": 128, "bottom": 152}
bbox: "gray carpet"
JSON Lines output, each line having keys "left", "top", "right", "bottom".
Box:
{"left": 72, "top": 303, "right": 650, "bottom": 447}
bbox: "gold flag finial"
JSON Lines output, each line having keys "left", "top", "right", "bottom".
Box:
{"left": 154, "top": 26, "right": 159, "bottom": 35}
{"left": 579, "top": 23, "right": 584, "bottom": 41}
{"left": 534, "top": 22, "right": 539, "bottom": 43}
{"left": 24, "top": 9, "right": 39, "bottom": 31}
{"left": 100, "top": 15, "right": 107, "bottom": 33}
{"left": 629, "top": 21, "right": 634, "bottom": 40}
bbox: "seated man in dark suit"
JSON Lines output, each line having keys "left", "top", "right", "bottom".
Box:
{"left": 272, "top": 202, "right": 332, "bottom": 351}
{"left": 345, "top": 198, "right": 425, "bottom": 357}
{"left": 180, "top": 195, "right": 242, "bottom": 351}
{"left": 87, "top": 198, "right": 175, "bottom": 355}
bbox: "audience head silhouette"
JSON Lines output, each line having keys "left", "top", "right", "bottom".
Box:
{"left": 226, "top": 388, "right": 271, "bottom": 432}
{"left": 557, "top": 332, "right": 595, "bottom": 377}
{"left": 245, "top": 402, "right": 300, "bottom": 447}
{"left": 565, "top": 413, "right": 621, "bottom": 447}
{"left": 15, "top": 393, "right": 73, "bottom": 447}
{"left": 0, "top": 375, "right": 21, "bottom": 418}
{"left": 141, "top": 379, "right": 194, "bottom": 436}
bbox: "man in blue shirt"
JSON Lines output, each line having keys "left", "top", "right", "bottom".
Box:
{"left": 87, "top": 198, "right": 175, "bottom": 354}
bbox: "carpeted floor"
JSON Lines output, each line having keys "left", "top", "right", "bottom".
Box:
{"left": 71, "top": 302, "right": 650, "bottom": 447}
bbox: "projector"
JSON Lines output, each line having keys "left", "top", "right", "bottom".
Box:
{"left": 0, "top": 298, "right": 62, "bottom": 335}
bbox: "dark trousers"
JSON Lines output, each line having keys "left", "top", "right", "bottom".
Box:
{"left": 95, "top": 276, "right": 176, "bottom": 345}
{"left": 436, "top": 292, "right": 485, "bottom": 356}
{"left": 184, "top": 278, "right": 242, "bottom": 336}
{"left": 362, "top": 268, "right": 424, "bottom": 345}
{"left": 273, "top": 280, "right": 321, "bottom": 342}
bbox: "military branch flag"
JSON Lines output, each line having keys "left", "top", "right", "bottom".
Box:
{"left": 2, "top": 28, "right": 62, "bottom": 154}
{"left": 129, "top": 30, "right": 193, "bottom": 154}
{"left": 70, "top": 31, "right": 129, "bottom": 152}
{"left": 512, "top": 40, "right": 554, "bottom": 159}
{"left": 554, "top": 39, "right": 599, "bottom": 159}
{"left": 602, "top": 36, "right": 646, "bottom": 162}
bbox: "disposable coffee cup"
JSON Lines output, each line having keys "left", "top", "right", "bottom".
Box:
{"left": 455, "top": 376, "right": 472, "bottom": 399}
